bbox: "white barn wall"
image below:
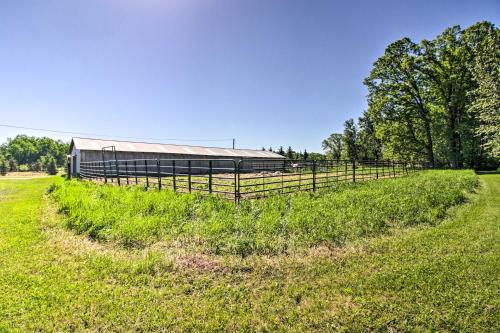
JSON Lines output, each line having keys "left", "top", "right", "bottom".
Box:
{"left": 69, "top": 137, "right": 285, "bottom": 177}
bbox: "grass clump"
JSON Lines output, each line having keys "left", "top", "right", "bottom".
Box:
{"left": 50, "top": 170, "right": 478, "bottom": 255}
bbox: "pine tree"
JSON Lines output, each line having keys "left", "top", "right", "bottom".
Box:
{"left": 303, "top": 149, "right": 309, "bottom": 160}
{"left": 277, "top": 146, "right": 285, "bottom": 156}
{"left": 286, "top": 146, "right": 294, "bottom": 159}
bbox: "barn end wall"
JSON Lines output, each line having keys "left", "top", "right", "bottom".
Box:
{"left": 70, "top": 146, "right": 81, "bottom": 176}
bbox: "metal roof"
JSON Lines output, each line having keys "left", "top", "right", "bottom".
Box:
{"left": 70, "top": 137, "right": 285, "bottom": 159}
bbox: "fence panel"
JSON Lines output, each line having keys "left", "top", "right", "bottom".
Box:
{"left": 79, "top": 158, "right": 426, "bottom": 201}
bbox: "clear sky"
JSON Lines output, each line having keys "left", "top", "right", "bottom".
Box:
{"left": 0, "top": 0, "right": 498, "bottom": 152}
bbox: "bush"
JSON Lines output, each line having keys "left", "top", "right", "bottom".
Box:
{"left": 8, "top": 159, "right": 17, "bottom": 172}
{"left": 51, "top": 170, "right": 478, "bottom": 255}
{"left": 46, "top": 156, "right": 58, "bottom": 175}
{"left": 0, "top": 159, "right": 7, "bottom": 176}
{"left": 30, "top": 161, "right": 42, "bottom": 172}
{"left": 18, "top": 164, "right": 29, "bottom": 172}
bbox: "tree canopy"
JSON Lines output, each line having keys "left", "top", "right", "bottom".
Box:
{"left": 322, "top": 133, "right": 343, "bottom": 161}
{"left": 0, "top": 135, "right": 69, "bottom": 172}
{"left": 324, "top": 21, "right": 499, "bottom": 168}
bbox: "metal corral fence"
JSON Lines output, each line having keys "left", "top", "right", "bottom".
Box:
{"left": 78, "top": 158, "right": 427, "bottom": 202}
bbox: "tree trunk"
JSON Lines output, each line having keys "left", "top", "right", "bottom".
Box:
{"left": 448, "top": 112, "right": 462, "bottom": 168}
{"left": 422, "top": 111, "right": 435, "bottom": 167}
{"left": 416, "top": 103, "right": 435, "bottom": 167}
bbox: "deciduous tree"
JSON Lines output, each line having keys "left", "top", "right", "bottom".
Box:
{"left": 342, "top": 119, "right": 358, "bottom": 160}
{"left": 322, "top": 133, "right": 343, "bottom": 161}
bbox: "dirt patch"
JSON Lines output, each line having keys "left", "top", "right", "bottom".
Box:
{"left": 175, "top": 254, "right": 221, "bottom": 272}
{"left": 1, "top": 172, "right": 53, "bottom": 180}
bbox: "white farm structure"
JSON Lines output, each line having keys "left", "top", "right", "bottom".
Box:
{"left": 69, "top": 137, "right": 284, "bottom": 177}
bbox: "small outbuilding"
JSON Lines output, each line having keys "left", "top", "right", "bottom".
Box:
{"left": 69, "top": 137, "right": 284, "bottom": 177}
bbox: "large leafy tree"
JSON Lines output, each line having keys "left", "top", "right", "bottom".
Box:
{"left": 420, "top": 26, "right": 476, "bottom": 167}
{"left": 464, "top": 22, "right": 500, "bottom": 159}
{"left": 308, "top": 152, "right": 325, "bottom": 161}
{"left": 342, "top": 119, "right": 358, "bottom": 160}
{"left": 322, "top": 133, "right": 343, "bottom": 161}
{"left": 361, "top": 21, "right": 499, "bottom": 168}
{"left": 1, "top": 135, "right": 69, "bottom": 168}
{"left": 357, "top": 113, "right": 382, "bottom": 160}
{"left": 364, "top": 38, "right": 435, "bottom": 165}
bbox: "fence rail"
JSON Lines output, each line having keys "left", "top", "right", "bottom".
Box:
{"left": 78, "top": 158, "right": 427, "bottom": 202}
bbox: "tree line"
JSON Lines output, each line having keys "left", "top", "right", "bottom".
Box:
{"left": 0, "top": 135, "right": 69, "bottom": 175}
{"left": 262, "top": 146, "right": 325, "bottom": 161}
{"left": 323, "top": 21, "right": 499, "bottom": 168}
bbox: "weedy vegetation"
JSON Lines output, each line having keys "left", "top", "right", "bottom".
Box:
{"left": 50, "top": 170, "right": 478, "bottom": 256}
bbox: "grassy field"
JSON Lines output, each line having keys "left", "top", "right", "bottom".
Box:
{"left": 0, "top": 171, "right": 498, "bottom": 331}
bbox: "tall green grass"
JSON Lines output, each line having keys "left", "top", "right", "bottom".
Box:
{"left": 49, "top": 170, "right": 477, "bottom": 256}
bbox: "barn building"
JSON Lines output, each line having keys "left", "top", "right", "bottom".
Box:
{"left": 69, "top": 137, "right": 284, "bottom": 177}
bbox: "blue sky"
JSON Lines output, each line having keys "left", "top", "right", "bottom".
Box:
{"left": 0, "top": 0, "right": 498, "bottom": 152}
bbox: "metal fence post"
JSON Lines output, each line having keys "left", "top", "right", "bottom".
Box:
{"left": 103, "top": 158, "right": 107, "bottom": 184}
{"left": 281, "top": 164, "right": 284, "bottom": 193}
{"left": 125, "top": 161, "right": 129, "bottom": 185}
{"left": 298, "top": 162, "right": 302, "bottom": 190}
{"left": 188, "top": 160, "right": 192, "bottom": 193}
{"left": 172, "top": 160, "right": 176, "bottom": 192}
{"left": 134, "top": 160, "right": 138, "bottom": 185}
{"left": 157, "top": 159, "right": 161, "bottom": 190}
{"left": 325, "top": 161, "right": 329, "bottom": 186}
{"left": 115, "top": 157, "right": 120, "bottom": 186}
{"left": 237, "top": 160, "right": 241, "bottom": 202}
{"left": 262, "top": 169, "right": 265, "bottom": 192}
{"left": 352, "top": 159, "right": 356, "bottom": 183}
{"left": 208, "top": 160, "right": 213, "bottom": 193}
{"left": 145, "top": 159, "right": 149, "bottom": 188}
{"left": 344, "top": 160, "right": 348, "bottom": 182}
{"left": 110, "top": 162, "right": 114, "bottom": 183}
{"left": 234, "top": 161, "right": 238, "bottom": 203}
{"left": 312, "top": 160, "right": 316, "bottom": 192}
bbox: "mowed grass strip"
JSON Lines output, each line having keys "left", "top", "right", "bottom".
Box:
{"left": 0, "top": 172, "right": 498, "bottom": 331}
{"left": 50, "top": 170, "right": 478, "bottom": 255}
